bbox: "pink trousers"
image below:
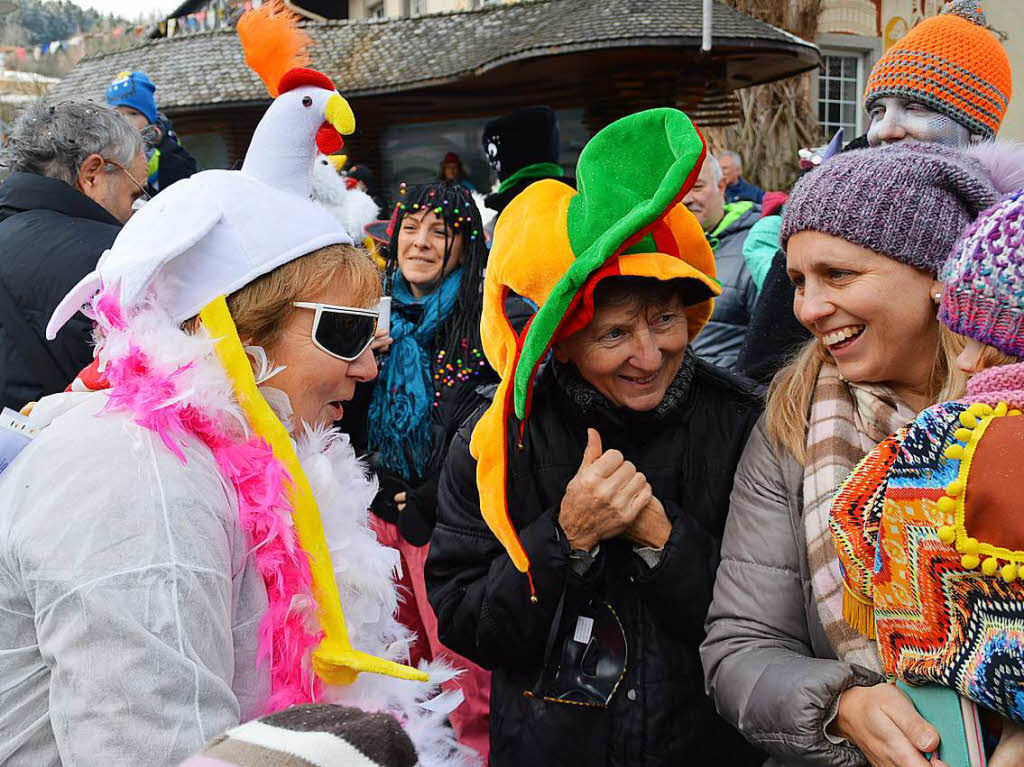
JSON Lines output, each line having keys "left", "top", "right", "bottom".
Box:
{"left": 371, "top": 517, "right": 491, "bottom": 763}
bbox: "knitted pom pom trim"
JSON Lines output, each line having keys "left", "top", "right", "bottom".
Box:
{"left": 938, "top": 402, "right": 1024, "bottom": 582}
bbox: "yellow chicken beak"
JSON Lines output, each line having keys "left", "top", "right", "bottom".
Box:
{"left": 325, "top": 93, "right": 355, "bottom": 135}
{"left": 328, "top": 154, "right": 347, "bottom": 172}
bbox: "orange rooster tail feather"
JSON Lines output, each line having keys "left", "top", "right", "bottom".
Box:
{"left": 237, "top": 0, "right": 313, "bottom": 98}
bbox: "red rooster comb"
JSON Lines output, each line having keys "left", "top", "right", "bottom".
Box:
{"left": 238, "top": 0, "right": 315, "bottom": 98}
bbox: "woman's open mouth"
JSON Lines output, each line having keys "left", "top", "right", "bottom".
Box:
{"left": 822, "top": 324, "right": 865, "bottom": 352}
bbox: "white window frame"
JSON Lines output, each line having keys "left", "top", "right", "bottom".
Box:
{"left": 367, "top": 1, "right": 386, "bottom": 18}
{"left": 813, "top": 34, "right": 882, "bottom": 142}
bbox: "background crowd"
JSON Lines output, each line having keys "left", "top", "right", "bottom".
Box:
{"left": 0, "top": 1, "right": 1022, "bottom": 767}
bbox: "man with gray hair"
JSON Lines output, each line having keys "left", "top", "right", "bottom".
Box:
{"left": 0, "top": 100, "right": 147, "bottom": 409}
{"left": 717, "top": 150, "right": 764, "bottom": 205}
{"left": 682, "top": 153, "right": 762, "bottom": 370}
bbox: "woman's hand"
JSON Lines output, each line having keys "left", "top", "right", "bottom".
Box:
{"left": 371, "top": 327, "right": 393, "bottom": 353}
{"left": 834, "top": 684, "right": 946, "bottom": 767}
{"left": 559, "top": 429, "right": 649, "bottom": 551}
{"left": 621, "top": 495, "right": 671, "bottom": 549}
{"left": 394, "top": 491, "right": 406, "bottom": 512}
{"left": 989, "top": 717, "right": 1024, "bottom": 767}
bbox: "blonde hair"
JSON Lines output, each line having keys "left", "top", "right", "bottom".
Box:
{"left": 977, "top": 343, "right": 1020, "bottom": 371}
{"left": 227, "top": 243, "right": 381, "bottom": 349}
{"left": 765, "top": 324, "right": 970, "bottom": 465}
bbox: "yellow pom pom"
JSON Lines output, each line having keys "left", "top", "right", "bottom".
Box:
{"left": 995, "top": 402, "right": 1009, "bottom": 417}
{"left": 1010, "top": 409, "right": 1022, "bottom": 417}
{"left": 954, "top": 428, "right": 972, "bottom": 442}
{"left": 959, "top": 412, "right": 978, "bottom": 428}
{"left": 968, "top": 403, "right": 989, "bottom": 417}
{"left": 938, "top": 496, "right": 956, "bottom": 513}
{"left": 962, "top": 554, "right": 981, "bottom": 570}
{"left": 1003, "top": 563, "right": 1019, "bottom": 583}
{"left": 945, "top": 444, "right": 965, "bottom": 460}
{"left": 938, "top": 525, "right": 956, "bottom": 544}
{"left": 964, "top": 537, "right": 980, "bottom": 555}
{"left": 946, "top": 480, "right": 965, "bottom": 496}
{"left": 982, "top": 557, "right": 1000, "bottom": 576}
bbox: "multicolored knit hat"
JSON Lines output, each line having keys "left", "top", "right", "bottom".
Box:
{"left": 940, "top": 188, "right": 1024, "bottom": 358}
{"left": 179, "top": 704, "right": 417, "bottom": 767}
{"left": 781, "top": 141, "right": 998, "bottom": 275}
{"left": 863, "top": 0, "right": 1012, "bottom": 139}
{"left": 470, "top": 108, "right": 719, "bottom": 596}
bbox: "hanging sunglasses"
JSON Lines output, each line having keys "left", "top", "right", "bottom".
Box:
{"left": 292, "top": 302, "right": 378, "bottom": 362}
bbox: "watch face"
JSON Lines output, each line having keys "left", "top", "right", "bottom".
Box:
{"left": 532, "top": 600, "right": 628, "bottom": 707}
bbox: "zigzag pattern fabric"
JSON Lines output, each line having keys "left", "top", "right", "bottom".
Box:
{"left": 832, "top": 400, "right": 1024, "bottom": 723}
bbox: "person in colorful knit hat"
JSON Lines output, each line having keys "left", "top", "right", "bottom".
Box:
{"left": 0, "top": 4, "right": 465, "bottom": 765}
{"left": 426, "top": 107, "right": 764, "bottom": 766}
{"left": 864, "top": 0, "right": 1012, "bottom": 148}
{"left": 832, "top": 165, "right": 1024, "bottom": 766}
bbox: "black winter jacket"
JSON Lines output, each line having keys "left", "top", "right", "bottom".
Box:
{"left": 0, "top": 173, "right": 120, "bottom": 409}
{"left": 426, "top": 354, "right": 765, "bottom": 767}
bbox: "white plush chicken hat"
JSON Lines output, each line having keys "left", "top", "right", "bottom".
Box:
{"left": 47, "top": 0, "right": 426, "bottom": 688}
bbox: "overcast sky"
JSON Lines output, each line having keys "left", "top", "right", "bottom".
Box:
{"left": 77, "top": 0, "right": 177, "bottom": 18}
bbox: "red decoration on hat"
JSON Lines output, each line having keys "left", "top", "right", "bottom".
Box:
{"left": 278, "top": 67, "right": 336, "bottom": 95}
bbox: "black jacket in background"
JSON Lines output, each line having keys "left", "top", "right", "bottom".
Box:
{"left": 0, "top": 172, "right": 120, "bottom": 409}
{"left": 426, "top": 356, "right": 765, "bottom": 767}
{"left": 152, "top": 118, "right": 199, "bottom": 193}
{"left": 734, "top": 249, "right": 811, "bottom": 384}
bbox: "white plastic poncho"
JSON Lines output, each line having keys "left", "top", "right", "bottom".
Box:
{"left": 0, "top": 302, "right": 471, "bottom": 767}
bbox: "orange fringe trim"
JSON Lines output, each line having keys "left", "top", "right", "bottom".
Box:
{"left": 237, "top": 0, "right": 312, "bottom": 97}
{"left": 842, "top": 582, "right": 876, "bottom": 640}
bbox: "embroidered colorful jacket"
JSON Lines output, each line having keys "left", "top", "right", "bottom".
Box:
{"left": 831, "top": 363, "right": 1024, "bottom": 723}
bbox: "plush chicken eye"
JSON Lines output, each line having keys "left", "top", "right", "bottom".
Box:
{"left": 302, "top": 96, "right": 313, "bottom": 107}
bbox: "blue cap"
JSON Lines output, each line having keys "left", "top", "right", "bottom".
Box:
{"left": 105, "top": 70, "right": 157, "bottom": 124}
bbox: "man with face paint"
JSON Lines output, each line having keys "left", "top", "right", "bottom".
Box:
{"left": 863, "top": 0, "right": 1011, "bottom": 149}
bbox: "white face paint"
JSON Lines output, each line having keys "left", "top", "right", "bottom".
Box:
{"left": 866, "top": 96, "right": 974, "bottom": 148}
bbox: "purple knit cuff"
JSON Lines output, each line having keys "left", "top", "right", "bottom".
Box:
{"left": 940, "top": 286, "right": 1024, "bottom": 359}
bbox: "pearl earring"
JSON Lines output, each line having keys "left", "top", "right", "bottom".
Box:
{"left": 932, "top": 292, "right": 942, "bottom": 304}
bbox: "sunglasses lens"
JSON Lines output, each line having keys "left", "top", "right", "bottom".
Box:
{"left": 314, "top": 309, "right": 376, "bottom": 360}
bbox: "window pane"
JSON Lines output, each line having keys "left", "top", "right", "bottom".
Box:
{"left": 842, "top": 103, "right": 857, "bottom": 127}
{"left": 829, "top": 103, "right": 841, "bottom": 124}
{"left": 827, "top": 79, "right": 841, "bottom": 100}
{"left": 843, "top": 77, "right": 857, "bottom": 102}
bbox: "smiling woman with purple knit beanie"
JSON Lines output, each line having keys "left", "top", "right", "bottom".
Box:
{"left": 702, "top": 139, "right": 1024, "bottom": 767}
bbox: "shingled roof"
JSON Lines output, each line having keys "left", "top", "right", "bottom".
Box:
{"left": 48, "top": 0, "right": 818, "bottom": 111}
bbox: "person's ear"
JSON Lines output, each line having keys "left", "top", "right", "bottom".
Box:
{"left": 552, "top": 341, "right": 571, "bottom": 364}
{"left": 930, "top": 279, "right": 943, "bottom": 305}
{"left": 76, "top": 153, "right": 106, "bottom": 193}
{"left": 718, "top": 177, "right": 727, "bottom": 196}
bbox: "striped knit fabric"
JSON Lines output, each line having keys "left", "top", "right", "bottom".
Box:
{"left": 179, "top": 705, "right": 417, "bottom": 767}
{"left": 863, "top": 0, "right": 1012, "bottom": 139}
{"left": 831, "top": 369, "right": 1024, "bottom": 723}
{"left": 803, "top": 362, "right": 915, "bottom": 671}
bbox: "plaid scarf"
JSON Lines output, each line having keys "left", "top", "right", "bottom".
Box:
{"left": 803, "top": 362, "right": 916, "bottom": 670}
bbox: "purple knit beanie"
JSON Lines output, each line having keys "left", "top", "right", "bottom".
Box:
{"left": 940, "top": 188, "right": 1024, "bottom": 358}
{"left": 781, "top": 141, "right": 999, "bottom": 275}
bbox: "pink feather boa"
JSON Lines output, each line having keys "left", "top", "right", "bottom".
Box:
{"left": 90, "top": 288, "right": 322, "bottom": 712}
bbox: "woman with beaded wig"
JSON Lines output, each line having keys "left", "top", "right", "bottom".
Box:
{"left": 342, "top": 180, "right": 514, "bottom": 762}
{"left": 702, "top": 140, "right": 1024, "bottom": 767}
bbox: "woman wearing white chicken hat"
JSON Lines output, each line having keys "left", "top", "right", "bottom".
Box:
{"left": 0, "top": 4, "right": 467, "bottom": 766}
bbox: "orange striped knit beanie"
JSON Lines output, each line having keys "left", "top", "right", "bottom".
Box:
{"left": 863, "top": 0, "right": 1012, "bottom": 139}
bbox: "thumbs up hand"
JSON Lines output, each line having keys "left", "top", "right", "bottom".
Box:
{"left": 558, "top": 428, "right": 651, "bottom": 552}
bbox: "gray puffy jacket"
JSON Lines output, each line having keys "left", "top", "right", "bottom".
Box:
{"left": 700, "top": 418, "right": 884, "bottom": 766}
{"left": 690, "top": 202, "right": 761, "bottom": 371}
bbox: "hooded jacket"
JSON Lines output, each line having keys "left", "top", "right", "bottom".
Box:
{"left": 426, "top": 355, "right": 765, "bottom": 767}
{"left": 689, "top": 201, "right": 761, "bottom": 371}
{"left": 0, "top": 172, "right": 120, "bottom": 409}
